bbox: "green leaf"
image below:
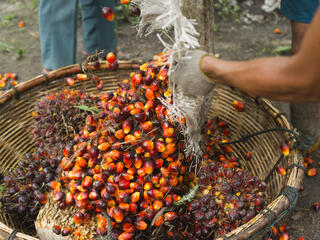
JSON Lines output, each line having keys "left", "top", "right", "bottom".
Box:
{"left": 174, "top": 184, "right": 199, "bottom": 206}
{"left": 272, "top": 46, "right": 291, "bottom": 54}
{"left": 75, "top": 105, "right": 100, "bottom": 114}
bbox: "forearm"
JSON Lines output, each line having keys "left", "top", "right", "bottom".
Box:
{"left": 201, "top": 55, "right": 319, "bottom": 102}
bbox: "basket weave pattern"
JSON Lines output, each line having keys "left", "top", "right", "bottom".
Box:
{"left": 0, "top": 62, "right": 304, "bottom": 240}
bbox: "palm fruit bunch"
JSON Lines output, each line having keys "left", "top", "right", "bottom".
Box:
{"left": 1, "top": 90, "right": 97, "bottom": 226}
{"left": 154, "top": 119, "right": 267, "bottom": 240}
{"left": 39, "top": 52, "right": 193, "bottom": 240}
{"left": 31, "top": 90, "right": 98, "bottom": 155}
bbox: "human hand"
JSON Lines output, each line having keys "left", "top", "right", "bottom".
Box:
{"left": 170, "top": 50, "right": 215, "bottom": 96}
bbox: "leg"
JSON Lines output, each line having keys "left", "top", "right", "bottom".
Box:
{"left": 39, "top": 0, "right": 79, "bottom": 70}
{"left": 80, "top": 0, "right": 116, "bottom": 55}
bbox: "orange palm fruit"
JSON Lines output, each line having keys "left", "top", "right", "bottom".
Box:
{"left": 141, "top": 121, "right": 153, "bottom": 132}
{"left": 82, "top": 176, "right": 93, "bottom": 188}
{"left": 163, "top": 127, "right": 174, "bottom": 137}
{"left": 136, "top": 220, "right": 147, "bottom": 230}
{"left": 145, "top": 88, "right": 155, "bottom": 100}
{"left": 123, "top": 222, "right": 135, "bottom": 233}
{"left": 307, "top": 168, "right": 317, "bottom": 176}
{"left": 76, "top": 74, "right": 87, "bottom": 81}
{"left": 102, "top": 7, "right": 114, "bottom": 21}
{"left": 232, "top": 100, "right": 246, "bottom": 112}
{"left": 144, "top": 182, "right": 153, "bottom": 191}
{"left": 120, "top": 0, "right": 130, "bottom": 4}
{"left": 98, "top": 142, "right": 111, "bottom": 151}
{"left": 279, "top": 233, "right": 289, "bottom": 240}
{"left": 155, "top": 140, "right": 166, "bottom": 153}
{"left": 280, "top": 143, "right": 290, "bottom": 156}
{"left": 142, "top": 140, "right": 154, "bottom": 151}
{"left": 131, "top": 192, "right": 140, "bottom": 203}
{"left": 116, "top": 162, "right": 124, "bottom": 173}
{"left": 65, "top": 77, "right": 75, "bottom": 86}
{"left": 153, "top": 200, "right": 163, "bottom": 211}
{"left": 119, "top": 203, "right": 130, "bottom": 213}
{"left": 112, "top": 207, "right": 124, "bottom": 223}
{"left": 106, "top": 52, "right": 116, "bottom": 63}
{"left": 154, "top": 215, "right": 164, "bottom": 227}
{"left": 118, "top": 232, "right": 134, "bottom": 240}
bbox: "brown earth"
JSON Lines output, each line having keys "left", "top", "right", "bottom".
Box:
{"left": 0, "top": 0, "right": 319, "bottom": 239}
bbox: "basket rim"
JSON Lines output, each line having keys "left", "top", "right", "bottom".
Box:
{"left": 0, "top": 62, "right": 304, "bottom": 240}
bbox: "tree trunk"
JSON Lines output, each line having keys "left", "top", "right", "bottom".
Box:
{"left": 181, "top": 0, "right": 215, "bottom": 53}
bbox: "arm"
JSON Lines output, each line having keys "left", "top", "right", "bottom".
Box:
{"left": 201, "top": 9, "right": 320, "bottom": 102}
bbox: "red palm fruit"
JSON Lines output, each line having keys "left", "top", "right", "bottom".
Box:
{"left": 153, "top": 200, "right": 163, "bottom": 211}
{"left": 298, "top": 238, "right": 305, "bottom": 240}
{"left": 279, "top": 225, "right": 290, "bottom": 233}
{"left": 89, "top": 191, "right": 99, "bottom": 200}
{"left": 165, "top": 212, "right": 177, "bottom": 221}
{"left": 76, "top": 73, "right": 87, "bottom": 81}
{"left": 119, "top": 179, "right": 130, "bottom": 189}
{"left": 118, "top": 190, "right": 129, "bottom": 202}
{"left": 136, "top": 220, "right": 147, "bottom": 231}
{"left": 130, "top": 203, "right": 138, "bottom": 214}
{"left": 145, "top": 88, "right": 155, "bottom": 100}
{"left": 163, "top": 127, "right": 174, "bottom": 137}
{"left": 164, "top": 195, "right": 172, "bottom": 207}
{"left": 151, "top": 175, "right": 159, "bottom": 185}
{"left": 307, "top": 168, "right": 317, "bottom": 176}
{"left": 82, "top": 176, "right": 93, "bottom": 188}
{"left": 141, "top": 121, "right": 153, "bottom": 132}
{"left": 118, "top": 232, "right": 134, "bottom": 240}
{"left": 123, "top": 120, "right": 132, "bottom": 134}
{"left": 53, "top": 191, "right": 65, "bottom": 202}
{"left": 52, "top": 225, "right": 61, "bottom": 235}
{"left": 312, "top": 202, "right": 320, "bottom": 211}
{"left": 61, "top": 227, "right": 71, "bottom": 236}
{"left": 137, "top": 168, "right": 147, "bottom": 177}
{"left": 280, "top": 143, "right": 290, "bottom": 156}
{"left": 304, "top": 157, "right": 313, "bottom": 165}
{"left": 279, "top": 233, "right": 289, "bottom": 240}
{"left": 110, "top": 150, "right": 121, "bottom": 160}
{"left": 150, "top": 80, "right": 159, "bottom": 91}
{"left": 96, "top": 80, "right": 103, "bottom": 90}
{"left": 168, "top": 162, "right": 179, "bottom": 172}
{"left": 155, "top": 140, "right": 166, "bottom": 152}
{"left": 154, "top": 158, "right": 164, "bottom": 169}
{"left": 244, "top": 152, "right": 252, "bottom": 161}
{"left": 98, "top": 142, "right": 111, "bottom": 151}
{"left": 142, "top": 140, "right": 154, "bottom": 151}
{"left": 154, "top": 215, "right": 164, "bottom": 227}
{"left": 107, "top": 199, "right": 116, "bottom": 207}
{"left": 131, "top": 192, "right": 140, "bottom": 203}
{"left": 75, "top": 200, "right": 88, "bottom": 209}
{"left": 74, "top": 211, "right": 84, "bottom": 224}
{"left": 66, "top": 192, "right": 75, "bottom": 205}
{"left": 276, "top": 166, "right": 286, "bottom": 175}
{"left": 77, "top": 191, "right": 89, "bottom": 201}
{"left": 160, "top": 167, "right": 170, "bottom": 177}
{"left": 123, "top": 222, "right": 135, "bottom": 233}
{"left": 131, "top": 73, "right": 143, "bottom": 85}
{"left": 102, "top": 7, "right": 114, "bottom": 21}
{"left": 271, "top": 226, "right": 278, "bottom": 236}
{"left": 116, "top": 162, "right": 124, "bottom": 173}
{"left": 135, "top": 101, "right": 144, "bottom": 110}
{"left": 172, "top": 194, "right": 181, "bottom": 202}
{"left": 169, "top": 177, "right": 178, "bottom": 187}
{"left": 106, "top": 52, "right": 116, "bottom": 63}
{"left": 148, "top": 189, "right": 163, "bottom": 199}
{"left": 134, "top": 112, "right": 146, "bottom": 122}
{"left": 122, "top": 173, "right": 134, "bottom": 181}
{"left": 142, "top": 159, "right": 154, "bottom": 173}
{"left": 144, "top": 100, "right": 155, "bottom": 110}
{"left": 113, "top": 207, "right": 124, "bottom": 223}
{"left": 232, "top": 100, "right": 246, "bottom": 112}
{"left": 65, "top": 77, "right": 75, "bottom": 86}
{"left": 115, "top": 129, "right": 125, "bottom": 139}
{"left": 68, "top": 170, "right": 82, "bottom": 180}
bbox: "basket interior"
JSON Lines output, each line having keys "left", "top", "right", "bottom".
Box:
{"left": 0, "top": 67, "right": 298, "bottom": 237}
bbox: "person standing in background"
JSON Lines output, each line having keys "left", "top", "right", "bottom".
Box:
{"left": 39, "top": 0, "right": 116, "bottom": 72}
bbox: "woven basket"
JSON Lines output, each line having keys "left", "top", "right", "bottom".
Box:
{"left": 0, "top": 61, "right": 304, "bottom": 240}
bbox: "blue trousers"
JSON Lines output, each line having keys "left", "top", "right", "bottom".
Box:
{"left": 280, "top": 0, "right": 319, "bottom": 23}
{"left": 39, "top": 0, "right": 116, "bottom": 70}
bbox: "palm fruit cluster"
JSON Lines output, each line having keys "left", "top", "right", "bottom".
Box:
{"left": 1, "top": 90, "right": 97, "bottom": 226}
{"left": 31, "top": 90, "right": 98, "bottom": 155}
{"left": 149, "top": 119, "right": 266, "bottom": 240}
{"left": 47, "top": 53, "right": 192, "bottom": 240}
{"left": 0, "top": 72, "right": 18, "bottom": 90}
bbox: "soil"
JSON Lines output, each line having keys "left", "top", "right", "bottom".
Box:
{"left": 0, "top": 0, "right": 319, "bottom": 239}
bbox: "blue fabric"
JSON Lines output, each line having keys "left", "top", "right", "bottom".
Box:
{"left": 39, "top": 0, "right": 116, "bottom": 70}
{"left": 280, "top": 0, "right": 319, "bottom": 23}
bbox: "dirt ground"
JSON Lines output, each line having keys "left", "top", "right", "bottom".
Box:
{"left": 0, "top": 0, "right": 319, "bottom": 239}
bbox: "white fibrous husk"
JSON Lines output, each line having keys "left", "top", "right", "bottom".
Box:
{"left": 133, "top": 0, "right": 213, "bottom": 162}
